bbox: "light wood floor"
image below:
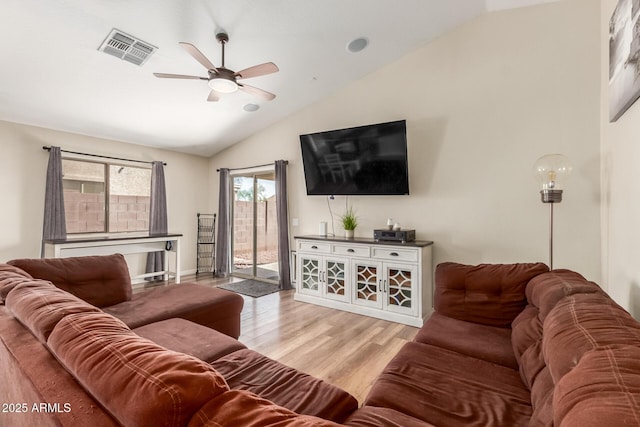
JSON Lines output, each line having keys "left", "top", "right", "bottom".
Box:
{"left": 170, "top": 273, "right": 419, "bottom": 403}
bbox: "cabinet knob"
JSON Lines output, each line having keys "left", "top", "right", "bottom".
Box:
{"left": 347, "top": 248, "right": 355, "bottom": 253}
{"left": 311, "top": 245, "right": 318, "bottom": 249}
{"left": 390, "top": 252, "right": 399, "bottom": 256}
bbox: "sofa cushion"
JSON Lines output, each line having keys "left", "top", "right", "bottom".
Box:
{"left": 364, "top": 342, "right": 531, "bottom": 426}
{"left": 0, "top": 306, "right": 120, "bottom": 426}
{"left": 0, "top": 263, "right": 33, "bottom": 303}
{"left": 525, "top": 269, "right": 603, "bottom": 319}
{"left": 554, "top": 346, "right": 640, "bottom": 426}
{"left": 414, "top": 312, "right": 517, "bottom": 369}
{"left": 8, "top": 254, "right": 132, "bottom": 307}
{"left": 511, "top": 305, "right": 542, "bottom": 365}
{"left": 528, "top": 366, "right": 554, "bottom": 427}
{"left": 188, "top": 390, "right": 343, "bottom": 427}
{"left": 434, "top": 262, "right": 549, "bottom": 327}
{"left": 47, "top": 311, "right": 229, "bottom": 427}
{"left": 345, "top": 407, "right": 437, "bottom": 427}
{"left": 518, "top": 271, "right": 640, "bottom": 426}
{"left": 519, "top": 340, "right": 546, "bottom": 390}
{"left": 133, "top": 318, "right": 246, "bottom": 362}
{"left": 211, "top": 348, "right": 358, "bottom": 423}
{"left": 5, "top": 280, "right": 101, "bottom": 342}
{"left": 103, "top": 283, "right": 244, "bottom": 338}
{"left": 542, "top": 293, "right": 640, "bottom": 384}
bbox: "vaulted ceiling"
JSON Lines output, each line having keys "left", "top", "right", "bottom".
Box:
{"left": 0, "top": 0, "right": 558, "bottom": 157}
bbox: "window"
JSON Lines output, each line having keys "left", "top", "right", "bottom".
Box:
{"left": 62, "top": 159, "right": 152, "bottom": 234}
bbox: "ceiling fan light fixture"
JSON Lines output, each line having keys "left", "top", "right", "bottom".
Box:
{"left": 208, "top": 77, "right": 238, "bottom": 93}
{"left": 155, "top": 32, "right": 278, "bottom": 101}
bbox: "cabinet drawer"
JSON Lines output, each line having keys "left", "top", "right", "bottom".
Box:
{"left": 332, "top": 244, "right": 370, "bottom": 258}
{"left": 372, "top": 247, "right": 418, "bottom": 262}
{"left": 298, "top": 241, "right": 331, "bottom": 253}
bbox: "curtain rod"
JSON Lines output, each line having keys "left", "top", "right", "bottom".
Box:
{"left": 216, "top": 160, "right": 288, "bottom": 172}
{"left": 42, "top": 146, "right": 167, "bottom": 166}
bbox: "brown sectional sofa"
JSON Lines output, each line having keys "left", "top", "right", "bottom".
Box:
{"left": 355, "top": 262, "right": 640, "bottom": 426}
{"left": 0, "top": 256, "right": 358, "bottom": 426}
{"left": 2, "top": 256, "right": 640, "bottom": 426}
{"left": 7, "top": 254, "right": 244, "bottom": 338}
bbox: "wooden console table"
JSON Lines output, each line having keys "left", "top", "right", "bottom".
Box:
{"left": 43, "top": 233, "right": 182, "bottom": 283}
{"left": 294, "top": 235, "right": 433, "bottom": 327}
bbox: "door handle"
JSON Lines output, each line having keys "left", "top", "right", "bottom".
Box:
{"left": 379, "top": 279, "right": 387, "bottom": 293}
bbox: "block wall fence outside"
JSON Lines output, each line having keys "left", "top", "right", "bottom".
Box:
{"left": 233, "top": 198, "right": 278, "bottom": 264}
{"left": 64, "top": 190, "right": 150, "bottom": 233}
{"left": 63, "top": 193, "right": 277, "bottom": 261}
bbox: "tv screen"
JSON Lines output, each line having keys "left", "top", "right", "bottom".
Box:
{"left": 299, "top": 120, "right": 409, "bottom": 196}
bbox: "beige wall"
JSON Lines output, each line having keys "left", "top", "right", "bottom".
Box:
{"left": 0, "top": 120, "right": 211, "bottom": 277}
{"left": 0, "top": 0, "right": 610, "bottom": 305}
{"left": 210, "top": 0, "right": 602, "bottom": 282}
{"left": 601, "top": 0, "right": 640, "bottom": 315}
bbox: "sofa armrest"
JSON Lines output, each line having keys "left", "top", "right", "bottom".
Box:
{"left": 433, "top": 262, "right": 549, "bottom": 327}
{"left": 0, "top": 263, "right": 33, "bottom": 303}
{"left": 8, "top": 254, "right": 132, "bottom": 307}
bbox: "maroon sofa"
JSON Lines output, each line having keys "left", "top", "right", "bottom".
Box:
{"left": 352, "top": 262, "right": 640, "bottom": 426}
{"left": 6, "top": 254, "right": 244, "bottom": 338}
{"left": 0, "top": 257, "right": 357, "bottom": 426}
{"left": 3, "top": 257, "right": 640, "bottom": 426}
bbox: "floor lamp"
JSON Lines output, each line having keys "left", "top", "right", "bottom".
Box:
{"left": 533, "top": 154, "right": 572, "bottom": 270}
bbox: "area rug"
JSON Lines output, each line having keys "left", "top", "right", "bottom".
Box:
{"left": 218, "top": 280, "right": 280, "bottom": 298}
{"left": 233, "top": 267, "right": 280, "bottom": 281}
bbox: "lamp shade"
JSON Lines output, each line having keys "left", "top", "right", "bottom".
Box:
{"left": 533, "top": 154, "right": 572, "bottom": 190}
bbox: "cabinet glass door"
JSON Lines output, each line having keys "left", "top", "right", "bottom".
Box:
{"left": 324, "top": 258, "right": 348, "bottom": 302}
{"left": 299, "top": 255, "right": 321, "bottom": 296}
{"left": 353, "top": 261, "right": 382, "bottom": 309}
{"left": 384, "top": 264, "right": 417, "bottom": 315}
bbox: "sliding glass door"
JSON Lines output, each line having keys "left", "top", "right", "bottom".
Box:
{"left": 231, "top": 169, "right": 279, "bottom": 283}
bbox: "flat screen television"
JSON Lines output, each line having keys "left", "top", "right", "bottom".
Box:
{"left": 299, "top": 120, "right": 409, "bottom": 196}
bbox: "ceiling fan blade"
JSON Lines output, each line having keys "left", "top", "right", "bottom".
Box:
{"left": 179, "top": 42, "right": 218, "bottom": 71}
{"left": 238, "top": 83, "right": 276, "bottom": 101}
{"left": 207, "top": 90, "right": 220, "bottom": 102}
{"left": 235, "top": 62, "right": 279, "bottom": 79}
{"left": 153, "top": 73, "right": 208, "bottom": 80}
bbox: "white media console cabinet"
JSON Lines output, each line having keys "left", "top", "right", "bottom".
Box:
{"left": 294, "top": 235, "right": 433, "bottom": 327}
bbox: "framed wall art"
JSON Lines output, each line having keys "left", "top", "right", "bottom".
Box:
{"left": 609, "top": 0, "right": 640, "bottom": 122}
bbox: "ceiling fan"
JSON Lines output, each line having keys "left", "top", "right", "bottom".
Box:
{"left": 154, "top": 32, "right": 279, "bottom": 102}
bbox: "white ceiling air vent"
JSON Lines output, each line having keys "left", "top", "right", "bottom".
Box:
{"left": 98, "top": 29, "right": 157, "bottom": 66}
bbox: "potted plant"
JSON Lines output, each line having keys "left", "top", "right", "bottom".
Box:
{"left": 340, "top": 206, "right": 358, "bottom": 238}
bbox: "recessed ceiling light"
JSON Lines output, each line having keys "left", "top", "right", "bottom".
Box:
{"left": 243, "top": 103, "right": 260, "bottom": 112}
{"left": 347, "top": 37, "right": 369, "bottom": 53}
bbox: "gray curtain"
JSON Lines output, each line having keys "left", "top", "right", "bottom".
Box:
{"left": 146, "top": 161, "right": 167, "bottom": 279}
{"left": 42, "top": 146, "right": 67, "bottom": 257}
{"left": 215, "top": 168, "right": 231, "bottom": 277}
{"left": 275, "top": 160, "right": 292, "bottom": 290}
